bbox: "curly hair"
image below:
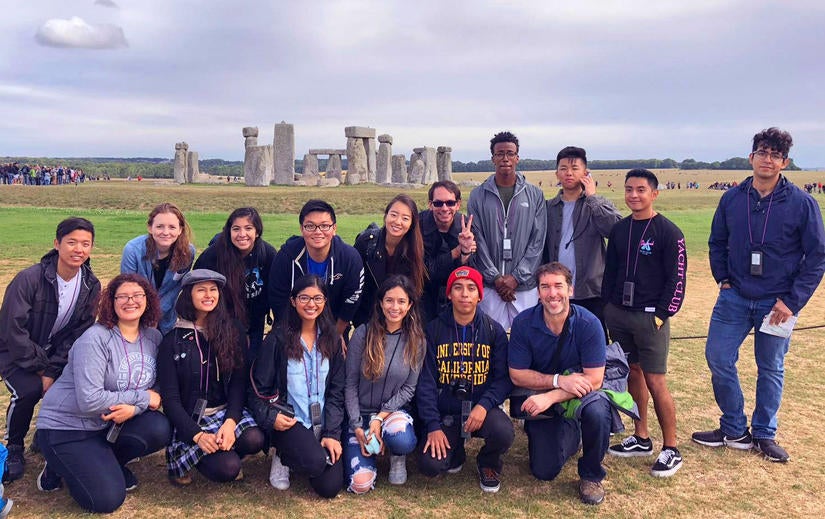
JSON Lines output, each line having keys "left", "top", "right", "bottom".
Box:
{"left": 280, "top": 275, "right": 340, "bottom": 361}
{"left": 362, "top": 275, "right": 425, "bottom": 381}
{"left": 490, "top": 131, "right": 519, "bottom": 155}
{"left": 752, "top": 127, "right": 793, "bottom": 158}
{"left": 145, "top": 202, "right": 194, "bottom": 272}
{"left": 175, "top": 281, "right": 241, "bottom": 374}
{"left": 97, "top": 273, "right": 161, "bottom": 329}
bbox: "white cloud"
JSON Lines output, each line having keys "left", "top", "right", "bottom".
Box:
{"left": 34, "top": 16, "right": 127, "bottom": 49}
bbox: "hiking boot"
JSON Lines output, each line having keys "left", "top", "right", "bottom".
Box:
{"left": 692, "top": 428, "right": 753, "bottom": 450}
{"left": 754, "top": 439, "right": 790, "bottom": 462}
{"left": 268, "top": 455, "right": 290, "bottom": 490}
{"left": 2, "top": 445, "right": 25, "bottom": 483}
{"left": 608, "top": 435, "right": 654, "bottom": 457}
{"left": 477, "top": 466, "right": 501, "bottom": 493}
{"left": 122, "top": 466, "right": 138, "bottom": 492}
{"left": 168, "top": 473, "right": 192, "bottom": 487}
{"left": 578, "top": 479, "right": 605, "bottom": 505}
{"left": 37, "top": 463, "right": 62, "bottom": 492}
{"left": 650, "top": 447, "right": 683, "bottom": 477}
{"left": 388, "top": 455, "right": 407, "bottom": 485}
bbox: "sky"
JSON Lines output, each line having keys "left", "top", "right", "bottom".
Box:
{"left": 2, "top": 1, "right": 824, "bottom": 166}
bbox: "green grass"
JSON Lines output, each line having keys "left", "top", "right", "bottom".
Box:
{"left": 2, "top": 178, "right": 825, "bottom": 518}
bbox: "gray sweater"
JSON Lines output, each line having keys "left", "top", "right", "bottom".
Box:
{"left": 37, "top": 323, "right": 161, "bottom": 431}
{"left": 345, "top": 324, "right": 424, "bottom": 431}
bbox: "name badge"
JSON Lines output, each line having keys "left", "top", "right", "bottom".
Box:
{"left": 503, "top": 239, "right": 512, "bottom": 260}
{"left": 750, "top": 250, "right": 763, "bottom": 276}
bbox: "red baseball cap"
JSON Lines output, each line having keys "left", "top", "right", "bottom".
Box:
{"left": 446, "top": 266, "right": 483, "bottom": 300}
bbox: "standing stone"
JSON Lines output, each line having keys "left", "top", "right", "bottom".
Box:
{"left": 243, "top": 127, "right": 258, "bottom": 147}
{"left": 327, "top": 153, "right": 343, "bottom": 181}
{"left": 273, "top": 121, "right": 295, "bottom": 185}
{"left": 364, "top": 138, "right": 377, "bottom": 183}
{"left": 408, "top": 158, "right": 425, "bottom": 184}
{"left": 437, "top": 146, "right": 453, "bottom": 181}
{"left": 419, "top": 147, "right": 437, "bottom": 184}
{"left": 391, "top": 154, "right": 407, "bottom": 183}
{"left": 376, "top": 135, "right": 392, "bottom": 184}
{"left": 173, "top": 142, "right": 188, "bottom": 184}
{"left": 346, "top": 137, "right": 367, "bottom": 185}
{"left": 186, "top": 151, "right": 199, "bottom": 183}
{"left": 408, "top": 151, "right": 422, "bottom": 177}
{"left": 303, "top": 153, "right": 319, "bottom": 177}
{"left": 344, "top": 126, "right": 377, "bottom": 139}
{"left": 244, "top": 145, "right": 273, "bottom": 186}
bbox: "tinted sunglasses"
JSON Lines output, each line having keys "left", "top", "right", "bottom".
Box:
{"left": 431, "top": 200, "right": 458, "bottom": 208}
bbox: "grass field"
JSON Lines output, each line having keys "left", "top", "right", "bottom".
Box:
{"left": 2, "top": 171, "right": 825, "bottom": 518}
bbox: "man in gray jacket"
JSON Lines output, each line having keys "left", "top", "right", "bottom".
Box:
{"left": 545, "top": 146, "right": 621, "bottom": 337}
{"left": 468, "top": 131, "right": 546, "bottom": 330}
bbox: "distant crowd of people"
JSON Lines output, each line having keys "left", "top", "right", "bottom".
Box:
{"left": 0, "top": 163, "right": 109, "bottom": 185}
{"left": 0, "top": 128, "right": 823, "bottom": 515}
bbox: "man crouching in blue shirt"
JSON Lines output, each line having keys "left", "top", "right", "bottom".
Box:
{"left": 509, "top": 262, "right": 611, "bottom": 505}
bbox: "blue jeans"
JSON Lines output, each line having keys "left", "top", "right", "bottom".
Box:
{"left": 344, "top": 411, "right": 417, "bottom": 492}
{"left": 705, "top": 287, "right": 791, "bottom": 440}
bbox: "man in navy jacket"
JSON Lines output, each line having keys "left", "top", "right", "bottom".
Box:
{"left": 692, "top": 128, "right": 825, "bottom": 462}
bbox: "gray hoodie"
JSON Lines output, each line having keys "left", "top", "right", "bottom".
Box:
{"left": 37, "top": 323, "right": 161, "bottom": 431}
{"left": 345, "top": 324, "right": 424, "bottom": 431}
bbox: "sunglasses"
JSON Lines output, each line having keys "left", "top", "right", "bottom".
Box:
{"left": 431, "top": 199, "right": 458, "bottom": 208}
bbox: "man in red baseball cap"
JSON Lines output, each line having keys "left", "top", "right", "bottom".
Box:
{"left": 416, "top": 266, "right": 514, "bottom": 493}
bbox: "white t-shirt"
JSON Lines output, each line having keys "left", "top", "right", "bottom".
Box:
{"left": 51, "top": 270, "right": 82, "bottom": 339}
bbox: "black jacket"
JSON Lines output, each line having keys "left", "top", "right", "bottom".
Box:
{"left": 268, "top": 235, "right": 364, "bottom": 325}
{"left": 0, "top": 249, "right": 100, "bottom": 379}
{"left": 247, "top": 328, "right": 346, "bottom": 440}
{"left": 416, "top": 307, "right": 512, "bottom": 433}
{"left": 420, "top": 209, "right": 467, "bottom": 322}
{"left": 157, "top": 320, "right": 249, "bottom": 442}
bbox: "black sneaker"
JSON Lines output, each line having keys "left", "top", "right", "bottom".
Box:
{"left": 692, "top": 428, "right": 753, "bottom": 450}
{"left": 37, "top": 463, "right": 63, "bottom": 492}
{"left": 650, "top": 447, "right": 683, "bottom": 477}
{"left": 2, "top": 445, "right": 25, "bottom": 483}
{"left": 122, "top": 466, "right": 138, "bottom": 492}
{"left": 608, "top": 435, "right": 654, "bottom": 457}
{"left": 478, "top": 466, "right": 501, "bottom": 493}
{"left": 754, "top": 439, "right": 790, "bottom": 462}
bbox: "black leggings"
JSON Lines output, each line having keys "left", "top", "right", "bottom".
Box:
{"left": 37, "top": 411, "right": 171, "bottom": 514}
{"left": 196, "top": 427, "right": 265, "bottom": 482}
{"left": 272, "top": 424, "right": 343, "bottom": 498}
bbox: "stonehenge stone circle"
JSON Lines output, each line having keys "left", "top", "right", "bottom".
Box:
{"left": 409, "top": 158, "right": 425, "bottom": 184}
{"left": 273, "top": 121, "right": 295, "bottom": 185}
{"left": 326, "top": 153, "right": 343, "bottom": 181}
{"left": 437, "top": 146, "right": 453, "bottom": 181}
{"left": 391, "top": 154, "right": 407, "bottom": 183}
{"left": 243, "top": 127, "right": 258, "bottom": 147}
{"left": 345, "top": 137, "right": 367, "bottom": 185}
{"left": 244, "top": 145, "right": 273, "bottom": 186}
{"left": 376, "top": 136, "right": 392, "bottom": 184}
{"left": 186, "top": 151, "right": 199, "bottom": 183}
{"left": 173, "top": 142, "right": 188, "bottom": 184}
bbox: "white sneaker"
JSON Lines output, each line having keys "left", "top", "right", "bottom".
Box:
{"left": 388, "top": 455, "right": 407, "bottom": 485}
{"left": 269, "top": 454, "right": 290, "bottom": 490}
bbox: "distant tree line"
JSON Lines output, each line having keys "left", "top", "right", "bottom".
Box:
{"left": 2, "top": 154, "right": 799, "bottom": 180}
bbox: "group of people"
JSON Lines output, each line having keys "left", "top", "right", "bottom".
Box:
{"left": 0, "top": 128, "right": 823, "bottom": 513}
{"left": 0, "top": 163, "right": 88, "bottom": 186}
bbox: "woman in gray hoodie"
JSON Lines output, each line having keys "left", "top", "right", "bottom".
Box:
{"left": 35, "top": 274, "right": 171, "bottom": 514}
{"left": 344, "top": 275, "right": 425, "bottom": 493}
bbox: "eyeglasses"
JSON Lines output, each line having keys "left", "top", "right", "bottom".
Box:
{"left": 493, "top": 151, "right": 518, "bottom": 159}
{"left": 295, "top": 294, "right": 327, "bottom": 305}
{"left": 430, "top": 199, "right": 458, "bottom": 208}
{"left": 753, "top": 150, "right": 786, "bottom": 162}
{"left": 114, "top": 293, "right": 146, "bottom": 304}
{"left": 302, "top": 223, "right": 333, "bottom": 232}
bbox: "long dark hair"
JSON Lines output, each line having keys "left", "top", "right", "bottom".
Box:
{"left": 362, "top": 275, "right": 424, "bottom": 380}
{"left": 145, "top": 202, "right": 193, "bottom": 271}
{"left": 213, "top": 207, "right": 264, "bottom": 326}
{"left": 175, "top": 281, "right": 240, "bottom": 373}
{"left": 282, "top": 275, "right": 339, "bottom": 361}
{"left": 382, "top": 194, "right": 426, "bottom": 297}
{"left": 97, "top": 273, "right": 160, "bottom": 329}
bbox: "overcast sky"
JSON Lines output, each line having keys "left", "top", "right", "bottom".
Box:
{"left": 2, "top": 1, "right": 824, "bottom": 166}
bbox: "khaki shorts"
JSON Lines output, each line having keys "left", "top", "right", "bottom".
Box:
{"left": 604, "top": 302, "right": 670, "bottom": 374}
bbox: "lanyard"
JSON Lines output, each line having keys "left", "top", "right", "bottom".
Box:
{"left": 302, "top": 339, "right": 321, "bottom": 401}
{"left": 625, "top": 217, "right": 654, "bottom": 281}
{"left": 452, "top": 320, "right": 476, "bottom": 375}
{"left": 193, "top": 329, "right": 211, "bottom": 397}
{"left": 746, "top": 188, "right": 774, "bottom": 246}
{"left": 119, "top": 329, "right": 145, "bottom": 391}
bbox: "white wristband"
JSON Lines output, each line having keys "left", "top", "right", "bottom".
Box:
{"left": 552, "top": 373, "right": 560, "bottom": 389}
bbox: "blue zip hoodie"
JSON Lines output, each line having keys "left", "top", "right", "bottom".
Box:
{"left": 709, "top": 175, "right": 825, "bottom": 313}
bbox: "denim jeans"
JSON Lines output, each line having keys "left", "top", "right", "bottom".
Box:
{"left": 344, "top": 410, "right": 417, "bottom": 491}
{"left": 705, "top": 287, "right": 791, "bottom": 440}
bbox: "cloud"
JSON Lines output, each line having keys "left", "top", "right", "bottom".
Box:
{"left": 34, "top": 16, "right": 127, "bottom": 49}
{"left": 94, "top": 0, "right": 119, "bottom": 7}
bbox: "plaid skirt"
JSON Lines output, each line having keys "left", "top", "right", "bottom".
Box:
{"left": 166, "top": 407, "right": 258, "bottom": 477}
